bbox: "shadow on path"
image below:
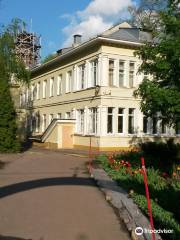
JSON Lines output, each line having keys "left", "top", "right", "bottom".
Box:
{"left": 0, "top": 235, "right": 32, "bottom": 240}
{"left": 0, "top": 177, "right": 96, "bottom": 199}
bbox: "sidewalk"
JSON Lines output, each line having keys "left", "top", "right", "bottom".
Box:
{"left": 0, "top": 147, "right": 130, "bottom": 240}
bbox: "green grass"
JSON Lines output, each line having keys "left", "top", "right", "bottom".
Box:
{"left": 96, "top": 154, "right": 180, "bottom": 240}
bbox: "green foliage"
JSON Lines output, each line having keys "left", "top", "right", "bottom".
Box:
{"left": 0, "top": 18, "right": 29, "bottom": 152}
{"left": 134, "top": 0, "right": 180, "bottom": 126}
{"left": 97, "top": 154, "right": 180, "bottom": 239}
{"left": 0, "top": 77, "right": 21, "bottom": 152}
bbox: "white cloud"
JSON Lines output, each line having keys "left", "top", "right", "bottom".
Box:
{"left": 62, "top": 0, "right": 133, "bottom": 47}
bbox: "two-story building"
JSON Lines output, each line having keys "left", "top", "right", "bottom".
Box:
{"left": 19, "top": 22, "right": 179, "bottom": 151}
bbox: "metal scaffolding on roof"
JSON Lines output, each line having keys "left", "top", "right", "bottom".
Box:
{"left": 15, "top": 31, "right": 41, "bottom": 69}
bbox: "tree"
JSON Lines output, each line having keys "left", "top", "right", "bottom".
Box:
{"left": 128, "top": 0, "right": 168, "bottom": 31}
{"left": 134, "top": 0, "right": 180, "bottom": 128}
{"left": 0, "top": 19, "right": 29, "bottom": 152}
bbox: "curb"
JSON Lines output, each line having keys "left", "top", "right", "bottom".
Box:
{"left": 90, "top": 168, "right": 162, "bottom": 240}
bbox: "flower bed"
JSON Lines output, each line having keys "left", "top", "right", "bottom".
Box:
{"left": 97, "top": 152, "right": 180, "bottom": 240}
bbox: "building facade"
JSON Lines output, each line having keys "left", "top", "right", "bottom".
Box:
{"left": 19, "top": 23, "right": 179, "bottom": 150}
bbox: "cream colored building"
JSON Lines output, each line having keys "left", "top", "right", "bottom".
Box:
{"left": 19, "top": 22, "right": 179, "bottom": 150}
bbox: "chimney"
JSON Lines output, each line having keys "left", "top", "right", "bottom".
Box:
{"left": 73, "top": 34, "right": 82, "bottom": 47}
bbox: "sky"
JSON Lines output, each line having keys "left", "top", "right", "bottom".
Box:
{"left": 0, "top": 0, "right": 136, "bottom": 59}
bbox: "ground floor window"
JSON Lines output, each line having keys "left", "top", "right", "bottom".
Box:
{"left": 118, "top": 108, "right": 124, "bottom": 133}
{"left": 107, "top": 107, "right": 114, "bottom": 134}
{"left": 42, "top": 114, "right": 46, "bottom": 132}
{"left": 77, "top": 109, "right": 84, "bottom": 134}
{"left": 89, "top": 108, "right": 97, "bottom": 134}
{"left": 49, "top": 114, "right": 54, "bottom": 124}
{"left": 143, "top": 116, "right": 148, "bottom": 134}
{"left": 57, "top": 113, "right": 62, "bottom": 119}
{"left": 152, "top": 116, "right": 158, "bottom": 134}
{"left": 65, "top": 112, "right": 71, "bottom": 119}
{"left": 128, "top": 108, "right": 135, "bottom": 134}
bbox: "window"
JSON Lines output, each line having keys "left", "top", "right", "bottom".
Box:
{"left": 57, "top": 75, "right": 62, "bottom": 95}
{"left": 119, "top": 61, "right": 125, "bottom": 86}
{"left": 57, "top": 113, "right": 62, "bottom": 119}
{"left": 50, "top": 77, "right": 54, "bottom": 97}
{"left": 43, "top": 80, "right": 47, "bottom": 98}
{"left": 36, "top": 82, "right": 40, "bottom": 100}
{"left": 143, "top": 116, "right": 148, "bottom": 134}
{"left": 66, "top": 71, "right": 72, "bottom": 93}
{"left": 65, "top": 112, "right": 71, "bottom": 119}
{"left": 89, "top": 108, "right": 97, "bottom": 134}
{"left": 42, "top": 114, "right": 46, "bottom": 132}
{"left": 49, "top": 114, "right": 54, "bottom": 124}
{"left": 161, "top": 119, "right": 166, "bottom": 134}
{"left": 129, "top": 62, "right": 135, "bottom": 87}
{"left": 118, "top": 108, "right": 124, "bottom": 133}
{"left": 77, "top": 109, "right": 84, "bottom": 133}
{"left": 109, "top": 59, "right": 114, "bottom": 86}
{"left": 176, "top": 120, "right": 180, "bottom": 135}
{"left": 78, "top": 64, "right": 85, "bottom": 90}
{"left": 90, "top": 59, "right": 98, "bottom": 87}
{"left": 152, "top": 116, "right": 158, "bottom": 134}
{"left": 107, "top": 107, "right": 114, "bottom": 134}
{"left": 128, "top": 108, "right": 135, "bottom": 134}
{"left": 35, "top": 113, "right": 40, "bottom": 133}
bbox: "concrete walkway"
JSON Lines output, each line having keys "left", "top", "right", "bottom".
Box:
{"left": 0, "top": 148, "right": 130, "bottom": 240}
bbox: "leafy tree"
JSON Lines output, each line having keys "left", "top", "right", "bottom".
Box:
{"left": 0, "top": 19, "right": 29, "bottom": 152}
{"left": 134, "top": 0, "right": 180, "bottom": 127}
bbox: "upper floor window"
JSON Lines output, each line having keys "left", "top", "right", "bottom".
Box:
{"left": 57, "top": 75, "right": 62, "bottom": 95}
{"left": 66, "top": 71, "right": 72, "bottom": 93}
{"left": 119, "top": 61, "right": 125, "bottom": 87}
{"left": 78, "top": 64, "right": 85, "bottom": 90}
{"left": 107, "top": 107, "right": 114, "bottom": 134}
{"left": 43, "top": 80, "right": 47, "bottom": 99}
{"left": 90, "top": 59, "right": 98, "bottom": 87}
{"left": 89, "top": 108, "right": 97, "bottom": 134}
{"left": 118, "top": 108, "right": 124, "bottom": 133}
{"left": 128, "top": 108, "right": 135, "bottom": 134}
{"left": 109, "top": 59, "right": 115, "bottom": 86}
{"left": 49, "top": 77, "right": 54, "bottom": 97}
{"left": 129, "top": 62, "right": 135, "bottom": 88}
{"left": 36, "top": 82, "right": 40, "bottom": 100}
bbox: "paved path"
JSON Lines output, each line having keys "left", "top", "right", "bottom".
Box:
{"left": 0, "top": 148, "right": 130, "bottom": 240}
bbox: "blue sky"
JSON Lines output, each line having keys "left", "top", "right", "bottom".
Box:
{"left": 0, "top": 0, "right": 135, "bottom": 59}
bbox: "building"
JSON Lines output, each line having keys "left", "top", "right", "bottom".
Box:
{"left": 19, "top": 22, "right": 179, "bottom": 151}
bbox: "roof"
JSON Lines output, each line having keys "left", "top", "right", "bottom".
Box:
{"left": 31, "top": 22, "right": 151, "bottom": 76}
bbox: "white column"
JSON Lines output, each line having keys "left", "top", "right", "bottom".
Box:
{"left": 85, "top": 60, "right": 89, "bottom": 89}
{"left": 73, "top": 65, "right": 77, "bottom": 91}
{"left": 101, "top": 55, "right": 109, "bottom": 86}
{"left": 97, "top": 55, "right": 102, "bottom": 86}
{"left": 124, "top": 108, "right": 129, "bottom": 135}
{"left": 100, "top": 106, "right": 108, "bottom": 135}
{"left": 136, "top": 109, "right": 143, "bottom": 136}
{"left": 84, "top": 106, "right": 88, "bottom": 135}
{"left": 114, "top": 59, "right": 119, "bottom": 87}
{"left": 124, "top": 60, "right": 129, "bottom": 88}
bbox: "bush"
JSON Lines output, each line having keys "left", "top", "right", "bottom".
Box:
{"left": 141, "top": 139, "right": 180, "bottom": 173}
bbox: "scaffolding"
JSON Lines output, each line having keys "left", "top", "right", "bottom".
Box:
{"left": 15, "top": 31, "right": 41, "bottom": 69}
